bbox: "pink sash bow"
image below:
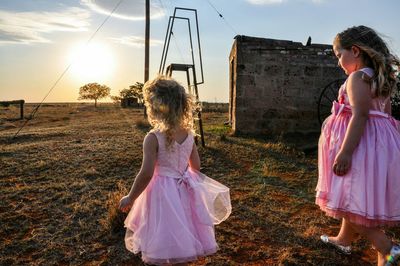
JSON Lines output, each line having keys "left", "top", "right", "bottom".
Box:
{"left": 332, "top": 101, "right": 390, "bottom": 118}
{"left": 155, "top": 166, "right": 214, "bottom": 226}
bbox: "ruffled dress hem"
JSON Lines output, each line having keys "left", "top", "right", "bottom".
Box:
{"left": 316, "top": 197, "right": 400, "bottom": 228}
{"left": 125, "top": 227, "right": 219, "bottom": 265}
{"left": 127, "top": 245, "right": 218, "bottom": 265}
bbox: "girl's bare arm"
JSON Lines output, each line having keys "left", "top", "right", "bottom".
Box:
{"left": 126, "top": 133, "right": 158, "bottom": 201}
{"left": 189, "top": 143, "right": 201, "bottom": 171}
{"left": 334, "top": 71, "right": 371, "bottom": 175}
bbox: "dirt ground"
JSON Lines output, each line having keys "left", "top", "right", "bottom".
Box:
{"left": 1, "top": 103, "right": 399, "bottom": 265}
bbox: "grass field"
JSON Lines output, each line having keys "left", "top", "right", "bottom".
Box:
{"left": 1, "top": 103, "right": 398, "bottom": 265}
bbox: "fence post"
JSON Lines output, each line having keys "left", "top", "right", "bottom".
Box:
{"left": 20, "top": 100, "right": 24, "bottom": 119}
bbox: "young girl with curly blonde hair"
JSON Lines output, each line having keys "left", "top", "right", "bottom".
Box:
{"left": 119, "top": 75, "right": 231, "bottom": 265}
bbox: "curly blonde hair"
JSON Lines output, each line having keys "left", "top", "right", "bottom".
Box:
{"left": 334, "top": 25, "right": 400, "bottom": 98}
{"left": 143, "top": 75, "right": 196, "bottom": 149}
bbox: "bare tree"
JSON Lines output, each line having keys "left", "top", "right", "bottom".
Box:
{"left": 78, "top": 83, "right": 111, "bottom": 108}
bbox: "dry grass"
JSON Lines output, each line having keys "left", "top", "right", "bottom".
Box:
{"left": 201, "top": 102, "right": 229, "bottom": 113}
{"left": 101, "top": 181, "right": 128, "bottom": 235}
{"left": 1, "top": 103, "right": 399, "bottom": 265}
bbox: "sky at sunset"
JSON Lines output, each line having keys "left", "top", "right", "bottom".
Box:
{"left": 1, "top": 0, "right": 400, "bottom": 103}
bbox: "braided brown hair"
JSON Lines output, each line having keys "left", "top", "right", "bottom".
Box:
{"left": 334, "top": 25, "right": 400, "bottom": 97}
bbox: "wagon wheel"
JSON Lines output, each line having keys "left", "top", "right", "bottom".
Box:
{"left": 317, "top": 78, "right": 346, "bottom": 125}
{"left": 392, "top": 84, "right": 400, "bottom": 120}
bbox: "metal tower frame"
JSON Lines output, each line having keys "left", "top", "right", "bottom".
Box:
{"left": 159, "top": 7, "right": 205, "bottom": 147}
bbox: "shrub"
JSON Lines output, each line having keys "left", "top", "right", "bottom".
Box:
{"left": 101, "top": 181, "right": 128, "bottom": 236}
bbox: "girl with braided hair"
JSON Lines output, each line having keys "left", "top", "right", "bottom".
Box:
{"left": 316, "top": 25, "right": 400, "bottom": 265}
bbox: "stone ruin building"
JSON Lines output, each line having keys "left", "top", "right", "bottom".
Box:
{"left": 229, "top": 35, "right": 345, "bottom": 135}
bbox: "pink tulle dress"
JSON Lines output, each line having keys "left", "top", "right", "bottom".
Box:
{"left": 316, "top": 67, "right": 400, "bottom": 227}
{"left": 124, "top": 130, "right": 232, "bottom": 265}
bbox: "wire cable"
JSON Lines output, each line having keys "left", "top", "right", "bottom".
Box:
{"left": 205, "top": 0, "right": 238, "bottom": 35}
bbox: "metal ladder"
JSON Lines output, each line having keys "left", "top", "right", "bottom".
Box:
{"left": 159, "top": 7, "right": 205, "bottom": 147}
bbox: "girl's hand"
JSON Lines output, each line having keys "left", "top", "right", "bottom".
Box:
{"left": 333, "top": 151, "right": 352, "bottom": 176}
{"left": 119, "top": 195, "right": 134, "bottom": 213}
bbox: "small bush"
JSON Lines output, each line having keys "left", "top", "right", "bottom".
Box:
{"left": 101, "top": 181, "right": 128, "bottom": 236}
{"left": 135, "top": 119, "right": 151, "bottom": 131}
{"left": 219, "top": 133, "right": 227, "bottom": 141}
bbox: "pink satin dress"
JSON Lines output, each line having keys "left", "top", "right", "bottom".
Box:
{"left": 316, "top": 67, "right": 400, "bottom": 227}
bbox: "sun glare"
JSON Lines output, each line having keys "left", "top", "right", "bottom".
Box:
{"left": 68, "top": 42, "right": 115, "bottom": 83}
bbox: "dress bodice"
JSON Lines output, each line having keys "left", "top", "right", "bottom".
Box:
{"left": 338, "top": 67, "right": 391, "bottom": 114}
{"left": 152, "top": 130, "right": 194, "bottom": 176}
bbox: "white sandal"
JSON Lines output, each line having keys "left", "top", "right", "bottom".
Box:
{"left": 320, "top": 235, "right": 352, "bottom": 255}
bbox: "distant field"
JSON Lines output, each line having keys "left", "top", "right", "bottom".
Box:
{"left": 1, "top": 103, "right": 398, "bottom": 265}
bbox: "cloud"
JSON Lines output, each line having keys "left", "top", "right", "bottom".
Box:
{"left": 0, "top": 8, "right": 90, "bottom": 44}
{"left": 81, "top": 0, "right": 165, "bottom": 20}
{"left": 110, "top": 35, "right": 163, "bottom": 47}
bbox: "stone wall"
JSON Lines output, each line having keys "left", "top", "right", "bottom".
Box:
{"left": 229, "top": 35, "right": 345, "bottom": 135}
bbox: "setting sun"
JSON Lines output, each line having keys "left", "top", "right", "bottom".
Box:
{"left": 68, "top": 42, "right": 115, "bottom": 83}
